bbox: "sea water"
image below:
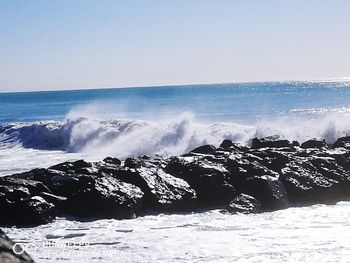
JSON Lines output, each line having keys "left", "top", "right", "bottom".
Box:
{"left": 1, "top": 81, "right": 350, "bottom": 262}
{"left": 1, "top": 81, "right": 350, "bottom": 175}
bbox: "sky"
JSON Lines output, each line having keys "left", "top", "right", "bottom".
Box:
{"left": 1, "top": 0, "right": 350, "bottom": 92}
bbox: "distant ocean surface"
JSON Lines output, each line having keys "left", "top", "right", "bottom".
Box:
{"left": 2, "top": 81, "right": 350, "bottom": 263}
{"left": 2, "top": 80, "right": 350, "bottom": 124}
{"left": 1, "top": 80, "right": 350, "bottom": 176}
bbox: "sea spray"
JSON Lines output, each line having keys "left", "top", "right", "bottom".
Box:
{"left": 1, "top": 113, "right": 350, "bottom": 160}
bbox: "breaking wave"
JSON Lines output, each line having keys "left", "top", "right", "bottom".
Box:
{"left": 1, "top": 113, "right": 350, "bottom": 159}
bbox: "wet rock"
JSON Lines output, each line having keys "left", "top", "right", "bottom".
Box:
{"left": 225, "top": 163, "right": 289, "bottom": 210}
{"left": 103, "top": 157, "right": 121, "bottom": 165}
{"left": 124, "top": 157, "right": 142, "bottom": 168}
{"left": 59, "top": 175, "right": 144, "bottom": 219}
{"left": 2, "top": 135, "right": 350, "bottom": 227}
{"left": 190, "top": 145, "right": 216, "bottom": 154}
{"left": 301, "top": 138, "right": 327, "bottom": 149}
{"left": 224, "top": 154, "right": 289, "bottom": 211}
{"left": 2, "top": 169, "right": 144, "bottom": 222}
{"left": 49, "top": 160, "right": 93, "bottom": 174}
{"left": 333, "top": 136, "right": 350, "bottom": 149}
{"left": 251, "top": 135, "right": 291, "bottom": 149}
{"left": 239, "top": 174, "right": 289, "bottom": 210}
{"left": 0, "top": 188, "right": 55, "bottom": 227}
{"left": 280, "top": 156, "right": 350, "bottom": 205}
{"left": 166, "top": 156, "right": 236, "bottom": 207}
{"left": 38, "top": 191, "right": 66, "bottom": 203}
{"left": 292, "top": 140, "right": 300, "bottom": 147}
{"left": 0, "top": 229, "right": 35, "bottom": 262}
{"left": 219, "top": 139, "right": 235, "bottom": 149}
{"left": 247, "top": 149, "right": 292, "bottom": 172}
{"left": 223, "top": 194, "right": 261, "bottom": 214}
{"left": 219, "top": 140, "right": 248, "bottom": 152}
{"left": 104, "top": 159, "right": 197, "bottom": 211}
{"left": 0, "top": 176, "right": 56, "bottom": 227}
{"left": 0, "top": 176, "right": 50, "bottom": 196}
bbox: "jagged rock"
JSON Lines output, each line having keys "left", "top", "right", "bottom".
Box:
{"left": 223, "top": 194, "right": 261, "bottom": 214}
{"left": 333, "top": 136, "right": 350, "bottom": 149}
{"left": 103, "top": 157, "right": 121, "bottom": 165}
{"left": 280, "top": 156, "right": 350, "bottom": 205}
{"left": 224, "top": 156, "right": 289, "bottom": 211}
{"left": 166, "top": 156, "right": 236, "bottom": 207}
{"left": 2, "top": 169, "right": 144, "bottom": 222}
{"left": 0, "top": 229, "right": 35, "bottom": 262}
{"left": 190, "top": 145, "right": 216, "bottom": 154}
{"left": 251, "top": 135, "right": 291, "bottom": 149}
{"left": 49, "top": 159, "right": 93, "bottom": 174}
{"left": 124, "top": 157, "right": 143, "bottom": 168}
{"left": 2, "top": 135, "right": 350, "bottom": 227}
{"left": 0, "top": 176, "right": 50, "bottom": 196}
{"left": 0, "top": 176, "right": 56, "bottom": 227}
{"left": 0, "top": 187, "right": 55, "bottom": 227}
{"left": 301, "top": 138, "right": 327, "bottom": 149}
{"left": 59, "top": 175, "right": 144, "bottom": 219}
{"left": 219, "top": 140, "right": 248, "bottom": 152}
{"left": 103, "top": 160, "right": 197, "bottom": 211}
{"left": 292, "top": 140, "right": 300, "bottom": 147}
{"left": 220, "top": 139, "right": 235, "bottom": 149}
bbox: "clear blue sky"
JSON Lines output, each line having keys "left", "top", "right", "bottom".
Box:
{"left": 1, "top": 0, "right": 350, "bottom": 92}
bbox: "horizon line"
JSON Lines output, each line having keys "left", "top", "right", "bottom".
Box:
{"left": 1, "top": 77, "right": 350, "bottom": 94}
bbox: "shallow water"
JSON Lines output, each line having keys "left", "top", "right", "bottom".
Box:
{"left": 4, "top": 202, "right": 350, "bottom": 262}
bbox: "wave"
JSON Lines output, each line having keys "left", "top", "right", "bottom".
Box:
{"left": 1, "top": 113, "right": 350, "bottom": 159}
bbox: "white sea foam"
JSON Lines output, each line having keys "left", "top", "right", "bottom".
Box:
{"left": 4, "top": 201, "right": 350, "bottom": 262}
{"left": 1, "top": 112, "right": 350, "bottom": 164}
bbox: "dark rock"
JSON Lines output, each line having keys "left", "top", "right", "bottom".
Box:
{"left": 59, "top": 175, "right": 144, "bottom": 219}
{"left": 223, "top": 194, "right": 261, "bottom": 214}
{"left": 124, "top": 157, "right": 142, "bottom": 168}
{"left": 280, "top": 157, "right": 350, "bottom": 205}
{"left": 104, "top": 160, "right": 197, "bottom": 211}
{"left": 3, "top": 135, "right": 350, "bottom": 227}
{"left": 190, "top": 144, "right": 216, "bottom": 154}
{"left": 26, "top": 168, "right": 145, "bottom": 219}
{"left": 49, "top": 160, "right": 92, "bottom": 173}
{"left": 251, "top": 135, "right": 291, "bottom": 149}
{"left": 247, "top": 149, "right": 292, "bottom": 172}
{"left": 239, "top": 174, "right": 289, "bottom": 211}
{"left": 220, "top": 139, "right": 235, "bottom": 149}
{"left": 0, "top": 176, "right": 50, "bottom": 196}
{"left": 166, "top": 156, "right": 236, "bottom": 207}
{"left": 333, "top": 136, "right": 350, "bottom": 149}
{"left": 224, "top": 155, "right": 289, "bottom": 211}
{"left": 0, "top": 176, "right": 56, "bottom": 227}
{"left": 103, "top": 157, "right": 121, "bottom": 165}
{"left": 301, "top": 138, "right": 327, "bottom": 149}
{"left": 11, "top": 168, "right": 58, "bottom": 189}
{"left": 219, "top": 140, "right": 248, "bottom": 152}
{"left": 0, "top": 229, "right": 35, "bottom": 262}
{"left": 0, "top": 188, "right": 55, "bottom": 227}
{"left": 292, "top": 140, "right": 300, "bottom": 147}
{"left": 39, "top": 192, "right": 67, "bottom": 207}
{"left": 2, "top": 167, "right": 144, "bottom": 222}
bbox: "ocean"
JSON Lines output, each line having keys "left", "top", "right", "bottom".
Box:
{"left": 1, "top": 81, "right": 350, "bottom": 262}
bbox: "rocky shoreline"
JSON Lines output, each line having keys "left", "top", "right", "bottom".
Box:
{"left": 1, "top": 135, "right": 350, "bottom": 227}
